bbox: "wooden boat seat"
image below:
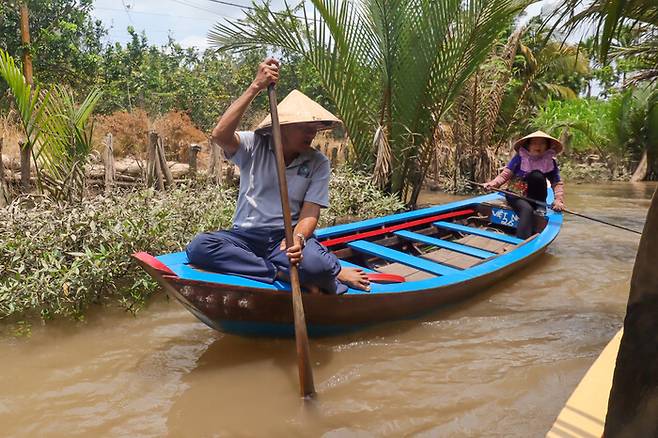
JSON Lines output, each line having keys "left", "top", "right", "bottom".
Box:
{"left": 433, "top": 221, "right": 523, "bottom": 244}
{"left": 347, "top": 240, "right": 460, "bottom": 276}
{"left": 393, "top": 230, "right": 496, "bottom": 259}
{"left": 321, "top": 208, "right": 475, "bottom": 248}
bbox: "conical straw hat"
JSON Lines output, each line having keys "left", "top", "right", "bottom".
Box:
{"left": 513, "top": 130, "right": 563, "bottom": 154}
{"left": 255, "top": 89, "right": 342, "bottom": 134}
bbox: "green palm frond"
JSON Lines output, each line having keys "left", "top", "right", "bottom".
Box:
{"left": 37, "top": 85, "right": 101, "bottom": 190}
{"left": 0, "top": 49, "right": 101, "bottom": 200}
{"left": 209, "top": 1, "right": 379, "bottom": 167}
{"left": 209, "top": 0, "right": 528, "bottom": 203}
{"left": 552, "top": 0, "right": 658, "bottom": 63}
{"left": 0, "top": 49, "right": 46, "bottom": 147}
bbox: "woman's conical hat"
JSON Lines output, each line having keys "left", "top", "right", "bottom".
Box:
{"left": 255, "top": 89, "right": 342, "bottom": 134}
{"left": 513, "top": 130, "right": 563, "bottom": 154}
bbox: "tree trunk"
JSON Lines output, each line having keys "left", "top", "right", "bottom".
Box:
{"left": 19, "top": 3, "right": 33, "bottom": 193}
{"left": 645, "top": 144, "right": 658, "bottom": 181}
{"left": 630, "top": 151, "right": 648, "bottom": 182}
{"left": 19, "top": 140, "right": 31, "bottom": 192}
{"left": 103, "top": 133, "right": 115, "bottom": 192}
{"left": 147, "top": 131, "right": 157, "bottom": 187}
{"left": 604, "top": 186, "right": 658, "bottom": 436}
{"left": 0, "top": 138, "right": 9, "bottom": 207}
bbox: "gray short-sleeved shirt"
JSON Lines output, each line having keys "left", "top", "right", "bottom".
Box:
{"left": 228, "top": 131, "right": 331, "bottom": 229}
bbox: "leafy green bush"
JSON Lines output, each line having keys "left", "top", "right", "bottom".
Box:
{"left": 1, "top": 184, "right": 237, "bottom": 321}
{"left": 0, "top": 170, "right": 402, "bottom": 322}
{"left": 323, "top": 168, "right": 405, "bottom": 226}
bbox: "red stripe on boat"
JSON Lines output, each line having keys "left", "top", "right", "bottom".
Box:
{"left": 133, "top": 252, "right": 177, "bottom": 276}
{"left": 366, "top": 273, "right": 406, "bottom": 284}
{"left": 322, "top": 209, "right": 475, "bottom": 247}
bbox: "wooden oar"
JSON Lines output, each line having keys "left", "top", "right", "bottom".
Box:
{"left": 469, "top": 181, "right": 642, "bottom": 235}
{"left": 267, "top": 83, "right": 316, "bottom": 398}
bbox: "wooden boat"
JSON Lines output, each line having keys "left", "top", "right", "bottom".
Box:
{"left": 134, "top": 191, "right": 562, "bottom": 337}
{"left": 546, "top": 329, "right": 622, "bottom": 438}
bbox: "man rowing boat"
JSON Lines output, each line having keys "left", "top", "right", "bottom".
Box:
{"left": 186, "top": 58, "right": 370, "bottom": 294}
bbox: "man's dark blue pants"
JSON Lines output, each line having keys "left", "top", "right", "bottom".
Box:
{"left": 186, "top": 226, "right": 347, "bottom": 294}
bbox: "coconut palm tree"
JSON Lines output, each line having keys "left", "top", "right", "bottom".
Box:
{"left": 443, "top": 20, "right": 589, "bottom": 186}
{"left": 208, "top": 0, "right": 530, "bottom": 205}
{"left": 0, "top": 49, "right": 101, "bottom": 201}
{"left": 552, "top": 0, "right": 658, "bottom": 83}
{"left": 550, "top": 0, "right": 658, "bottom": 179}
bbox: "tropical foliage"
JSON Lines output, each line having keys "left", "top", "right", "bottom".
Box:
{"left": 0, "top": 0, "right": 106, "bottom": 95}
{"left": 550, "top": 0, "right": 658, "bottom": 179}
{"left": 0, "top": 49, "right": 101, "bottom": 200}
{"left": 442, "top": 18, "right": 590, "bottom": 185}
{"left": 209, "top": 0, "right": 529, "bottom": 204}
{"left": 553, "top": 0, "right": 658, "bottom": 84}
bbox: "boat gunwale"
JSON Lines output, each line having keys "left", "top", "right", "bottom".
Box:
{"left": 155, "top": 218, "right": 562, "bottom": 297}
{"left": 154, "top": 193, "right": 562, "bottom": 295}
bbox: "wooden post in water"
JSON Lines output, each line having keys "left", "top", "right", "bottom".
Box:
{"left": 103, "top": 133, "right": 115, "bottom": 192}
{"left": 189, "top": 143, "right": 201, "bottom": 179}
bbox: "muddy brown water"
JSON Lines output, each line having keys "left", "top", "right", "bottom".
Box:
{"left": 1, "top": 182, "right": 656, "bottom": 437}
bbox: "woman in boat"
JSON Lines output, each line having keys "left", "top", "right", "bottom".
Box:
{"left": 483, "top": 131, "right": 566, "bottom": 239}
{"left": 185, "top": 58, "right": 370, "bottom": 294}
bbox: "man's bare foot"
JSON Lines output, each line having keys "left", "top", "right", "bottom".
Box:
{"left": 338, "top": 267, "right": 371, "bottom": 291}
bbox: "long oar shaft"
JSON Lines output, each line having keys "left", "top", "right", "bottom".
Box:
{"left": 469, "top": 181, "right": 642, "bottom": 235}
{"left": 561, "top": 209, "right": 642, "bottom": 235}
{"left": 267, "top": 84, "right": 316, "bottom": 398}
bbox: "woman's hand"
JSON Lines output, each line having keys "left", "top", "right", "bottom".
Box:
{"left": 280, "top": 236, "right": 303, "bottom": 266}
{"left": 482, "top": 181, "right": 497, "bottom": 191}
{"left": 552, "top": 199, "right": 565, "bottom": 212}
{"left": 252, "top": 58, "right": 280, "bottom": 91}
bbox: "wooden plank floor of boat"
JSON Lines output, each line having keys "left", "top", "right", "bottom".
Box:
{"left": 376, "top": 232, "right": 517, "bottom": 281}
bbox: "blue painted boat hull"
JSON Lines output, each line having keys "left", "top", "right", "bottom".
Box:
{"left": 135, "top": 192, "right": 562, "bottom": 337}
